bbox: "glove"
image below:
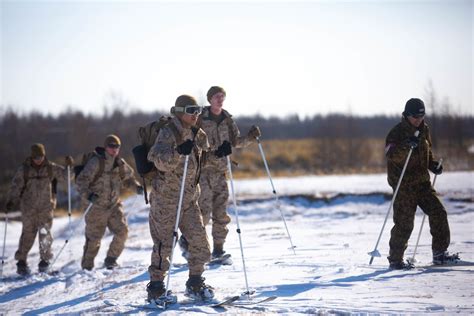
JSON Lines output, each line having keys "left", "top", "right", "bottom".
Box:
{"left": 429, "top": 161, "right": 443, "bottom": 175}
{"left": 177, "top": 140, "right": 194, "bottom": 156}
{"left": 407, "top": 136, "right": 419, "bottom": 149}
{"left": 87, "top": 193, "right": 99, "bottom": 203}
{"left": 247, "top": 125, "right": 261, "bottom": 139}
{"left": 215, "top": 141, "right": 232, "bottom": 158}
{"left": 136, "top": 185, "right": 144, "bottom": 195}
{"left": 65, "top": 155, "right": 74, "bottom": 167}
{"left": 5, "top": 200, "right": 14, "bottom": 213}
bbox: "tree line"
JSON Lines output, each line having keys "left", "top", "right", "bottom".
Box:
{"left": 1, "top": 107, "right": 473, "bottom": 209}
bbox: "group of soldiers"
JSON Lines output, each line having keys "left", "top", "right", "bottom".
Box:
{"left": 3, "top": 87, "right": 457, "bottom": 302}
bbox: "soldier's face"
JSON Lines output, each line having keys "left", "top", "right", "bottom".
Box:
{"left": 210, "top": 92, "right": 225, "bottom": 111}
{"left": 106, "top": 144, "right": 120, "bottom": 157}
{"left": 181, "top": 112, "right": 199, "bottom": 127}
{"left": 408, "top": 115, "right": 424, "bottom": 127}
{"left": 32, "top": 156, "right": 45, "bottom": 165}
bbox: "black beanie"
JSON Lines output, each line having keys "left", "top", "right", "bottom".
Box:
{"left": 403, "top": 98, "right": 425, "bottom": 117}
{"left": 206, "top": 86, "right": 226, "bottom": 102}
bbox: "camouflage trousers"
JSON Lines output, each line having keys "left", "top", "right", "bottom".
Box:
{"left": 148, "top": 189, "right": 210, "bottom": 281}
{"left": 388, "top": 182, "right": 451, "bottom": 263}
{"left": 198, "top": 169, "right": 231, "bottom": 248}
{"left": 15, "top": 206, "right": 54, "bottom": 262}
{"left": 82, "top": 203, "right": 128, "bottom": 269}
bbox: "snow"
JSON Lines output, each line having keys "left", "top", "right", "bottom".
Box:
{"left": 1, "top": 171, "right": 473, "bottom": 314}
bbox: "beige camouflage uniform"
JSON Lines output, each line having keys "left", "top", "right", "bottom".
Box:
{"left": 7, "top": 158, "right": 67, "bottom": 263}
{"left": 198, "top": 107, "right": 254, "bottom": 250}
{"left": 76, "top": 147, "right": 139, "bottom": 269}
{"left": 385, "top": 118, "right": 450, "bottom": 263}
{"left": 147, "top": 116, "right": 210, "bottom": 281}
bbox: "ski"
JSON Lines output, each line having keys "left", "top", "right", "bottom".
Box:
{"left": 210, "top": 295, "right": 240, "bottom": 308}
{"left": 104, "top": 295, "right": 241, "bottom": 310}
{"left": 231, "top": 295, "right": 278, "bottom": 306}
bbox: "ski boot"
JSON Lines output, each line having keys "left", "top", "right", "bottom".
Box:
{"left": 389, "top": 259, "right": 414, "bottom": 270}
{"left": 185, "top": 275, "right": 215, "bottom": 301}
{"left": 104, "top": 256, "right": 118, "bottom": 270}
{"left": 147, "top": 281, "right": 177, "bottom": 307}
{"left": 38, "top": 259, "right": 50, "bottom": 273}
{"left": 433, "top": 251, "right": 460, "bottom": 265}
{"left": 178, "top": 235, "right": 189, "bottom": 260}
{"left": 209, "top": 244, "right": 232, "bottom": 265}
{"left": 16, "top": 260, "right": 31, "bottom": 276}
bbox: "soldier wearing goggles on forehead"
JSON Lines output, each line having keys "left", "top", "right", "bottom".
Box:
{"left": 178, "top": 86, "right": 261, "bottom": 263}
{"left": 146, "top": 94, "right": 214, "bottom": 301}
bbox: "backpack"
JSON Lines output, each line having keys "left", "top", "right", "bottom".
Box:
{"left": 21, "top": 159, "right": 56, "bottom": 198}
{"left": 74, "top": 148, "right": 125, "bottom": 186}
{"left": 133, "top": 116, "right": 202, "bottom": 204}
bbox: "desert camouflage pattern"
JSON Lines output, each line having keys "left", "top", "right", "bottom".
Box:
{"left": 76, "top": 149, "right": 140, "bottom": 269}
{"left": 147, "top": 116, "right": 211, "bottom": 281}
{"left": 81, "top": 203, "right": 128, "bottom": 269}
{"left": 385, "top": 118, "right": 450, "bottom": 263}
{"left": 8, "top": 158, "right": 67, "bottom": 262}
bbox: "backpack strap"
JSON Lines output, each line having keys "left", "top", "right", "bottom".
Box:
{"left": 91, "top": 155, "right": 105, "bottom": 186}
{"left": 20, "top": 160, "right": 56, "bottom": 197}
{"left": 167, "top": 121, "right": 183, "bottom": 145}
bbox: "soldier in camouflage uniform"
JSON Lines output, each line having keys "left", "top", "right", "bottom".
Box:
{"left": 146, "top": 95, "right": 214, "bottom": 302}
{"left": 179, "top": 86, "right": 261, "bottom": 261}
{"left": 5, "top": 143, "right": 74, "bottom": 275}
{"left": 76, "top": 134, "right": 142, "bottom": 270}
{"left": 385, "top": 98, "right": 456, "bottom": 269}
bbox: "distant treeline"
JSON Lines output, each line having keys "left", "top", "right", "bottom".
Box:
{"left": 0, "top": 108, "right": 473, "bottom": 209}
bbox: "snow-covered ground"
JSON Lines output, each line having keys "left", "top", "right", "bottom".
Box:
{"left": 1, "top": 171, "right": 473, "bottom": 315}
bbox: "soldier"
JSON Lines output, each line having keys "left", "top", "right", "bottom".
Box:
{"left": 179, "top": 86, "right": 261, "bottom": 262}
{"left": 385, "top": 98, "right": 457, "bottom": 269}
{"left": 4, "top": 143, "right": 73, "bottom": 275}
{"left": 146, "top": 95, "right": 213, "bottom": 302}
{"left": 76, "top": 134, "right": 142, "bottom": 270}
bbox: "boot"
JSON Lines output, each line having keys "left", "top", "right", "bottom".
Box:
{"left": 433, "top": 251, "right": 460, "bottom": 265}
{"left": 104, "top": 256, "right": 118, "bottom": 270}
{"left": 16, "top": 260, "right": 31, "bottom": 276}
{"left": 146, "top": 281, "right": 166, "bottom": 302}
{"left": 38, "top": 259, "right": 50, "bottom": 273}
{"left": 389, "top": 259, "right": 414, "bottom": 270}
{"left": 178, "top": 235, "right": 189, "bottom": 260}
{"left": 185, "top": 275, "right": 215, "bottom": 300}
{"left": 212, "top": 243, "right": 225, "bottom": 259}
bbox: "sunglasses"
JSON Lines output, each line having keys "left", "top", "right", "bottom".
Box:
{"left": 175, "top": 105, "right": 202, "bottom": 115}
{"left": 107, "top": 143, "right": 121, "bottom": 149}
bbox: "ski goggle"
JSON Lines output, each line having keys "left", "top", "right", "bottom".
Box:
{"left": 175, "top": 105, "right": 203, "bottom": 115}
{"left": 107, "top": 143, "right": 121, "bottom": 149}
{"left": 410, "top": 113, "right": 425, "bottom": 119}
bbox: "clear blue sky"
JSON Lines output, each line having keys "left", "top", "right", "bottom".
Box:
{"left": 1, "top": 0, "right": 472, "bottom": 117}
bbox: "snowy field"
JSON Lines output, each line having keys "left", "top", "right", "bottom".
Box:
{"left": 0, "top": 171, "right": 473, "bottom": 315}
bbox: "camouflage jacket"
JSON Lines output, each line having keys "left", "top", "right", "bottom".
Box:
{"left": 198, "top": 106, "right": 253, "bottom": 173}
{"left": 385, "top": 118, "right": 435, "bottom": 188}
{"left": 8, "top": 158, "right": 67, "bottom": 210}
{"left": 147, "top": 116, "right": 209, "bottom": 203}
{"left": 76, "top": 147, "right": 139, "bottom": 208}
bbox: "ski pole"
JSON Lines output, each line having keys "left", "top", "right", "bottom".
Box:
{"left": 256, "top": 137, "right": 296, "bottom": 254}
{"left": 227, "top": 156, "right": 251, "bottom": 299}
{"left": 49, "top": 202, "right": 94, "bottom": 271}
{"left": 67, "top": 166, "right": 72, "bottom": 234}
{"left": 0, "top": 216, "right": 8, "bottom": 279}
{"left": 164, "top": 155, "right": 189, "bottom": 297}
{"left": 410, "top": 158, "right": 443, "bottom": 263}
{"left": 368, "top": 130, "right": 420, "bottom": 265}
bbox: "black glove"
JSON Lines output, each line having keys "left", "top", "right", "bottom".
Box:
{"left": 136, "top": 185, "right": 144, "bottom": 195}
{"left": 5, "top": 200, "right": 14, "bottom": 213}
{"left": 407, "top": 136, "right": 419, "bottom": 149}
{"left": 87, "top": 193, "right": 99, "bottom": 203}
{"left": 215, "top": 141, "right": 232, "bottom": 158}
{"left": 177, "top": 140, "right": 194, "bottom": 156}
{"left": 429, "top": 161, "right": 443, "bottom": 175}
{"left": 247, "top": 125, "right": 261, "bottom": 139}
{"left": 65, "top": 155, "right": 74, "bottom": 167}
